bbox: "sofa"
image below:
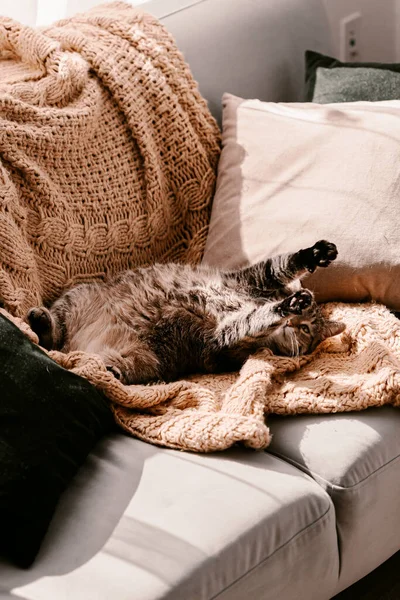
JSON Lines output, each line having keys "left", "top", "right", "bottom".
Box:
{"left": 1, "top": 0, "right": 400, "bottom": 599}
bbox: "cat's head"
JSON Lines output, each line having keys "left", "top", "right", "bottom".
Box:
{"left": 271, "top": 304, "right": 345, "bottom": 357}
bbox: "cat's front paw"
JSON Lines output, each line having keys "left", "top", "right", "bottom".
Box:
{"left": 300, "top": 240, "right": 338, "bottom": 273}
{"left": 277, "top": 290, "right": 313, "bottom": 317}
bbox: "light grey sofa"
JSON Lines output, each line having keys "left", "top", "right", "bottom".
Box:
{"left": 2, "top": 1, "right": 400, "bottom": 599}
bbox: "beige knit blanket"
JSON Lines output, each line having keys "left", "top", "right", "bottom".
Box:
{"left": 1, "top": 5, "right": 398, "bottom": 453}
{"left": 0, "top": 2, "right": 220, "bottom": 317}
{"left": 4, "top": 302, "right": 400, "bottom": 452}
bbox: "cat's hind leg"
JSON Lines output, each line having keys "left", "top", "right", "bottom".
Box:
{"left": 27, "top": 307, "right": 57, "bottom": 350}
{"left": 100, "top": 342, "right": 160, "bottom": 385}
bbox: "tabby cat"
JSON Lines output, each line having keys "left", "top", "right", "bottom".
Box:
{"left": 27, "top": 240, "right": 345, "bottom": 385}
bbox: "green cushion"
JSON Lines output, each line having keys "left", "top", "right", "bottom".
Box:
{"left": 305, "top": 50, "right": 400, "bottom": 103}
{"left": 0, "top": 314, "right": 113, "bottom": 567}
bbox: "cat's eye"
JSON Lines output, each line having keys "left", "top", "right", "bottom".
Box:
{"left": 300, "top": 324, "right": 310, "bottom": 335}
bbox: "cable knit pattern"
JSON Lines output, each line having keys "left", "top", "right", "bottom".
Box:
{"left": 4, "top": 302, "right": 400, "bottom": 452}
{"left": 0, "top": 2, "right": 220, "bottom": 316}
{"left": 0, "top": 6, "right": 396, "bottom": 453}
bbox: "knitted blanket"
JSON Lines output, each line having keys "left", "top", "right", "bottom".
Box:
{"left": 4, "top": 302, "right": 400, "bottom": 452}
{"left": 0, "top": 2, "right": 220, "bottom": 316}
{"left": 1, "top": 5, "right": 398, "bottom": 453}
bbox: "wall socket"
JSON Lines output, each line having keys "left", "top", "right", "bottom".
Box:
{"left": 340, "top": 12, "right": 362, "bottom": 62}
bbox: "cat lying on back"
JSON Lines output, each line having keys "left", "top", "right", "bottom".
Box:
{"left": 27, "top": 240, "right": 345, "bottom": 385}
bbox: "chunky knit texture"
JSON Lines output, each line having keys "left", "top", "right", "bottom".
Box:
{"left": 5, "top": 303, "right": 400, "bottom": 452}
{"left": 1, "top": 5, "right": 396, "bottom": 453}
{"left": 0, "top": 2, "right": 220, "bottom": 317}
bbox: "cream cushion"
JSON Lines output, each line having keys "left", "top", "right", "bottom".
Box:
{"left": 203, "top": 94, "right": 400, "bottom": 309}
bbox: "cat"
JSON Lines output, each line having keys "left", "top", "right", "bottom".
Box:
{"left": 26, "top": 239, "right": 345, "bottom": 385}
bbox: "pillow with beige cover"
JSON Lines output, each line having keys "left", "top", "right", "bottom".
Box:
{"left": 203, "top": 93, "right": 400, "bottom": 310}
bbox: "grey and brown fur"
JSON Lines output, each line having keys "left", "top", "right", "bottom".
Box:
{"left": 27, "top": 240, "right": 345, "bottom": 385}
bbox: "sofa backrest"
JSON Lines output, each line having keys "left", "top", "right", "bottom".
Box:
{"left": 146, "top": 0, "right": 334, "bottom": 123}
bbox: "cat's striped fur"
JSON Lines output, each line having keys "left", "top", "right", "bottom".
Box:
{"left": 27, "top": 240, "right": 345, "bottom": 384}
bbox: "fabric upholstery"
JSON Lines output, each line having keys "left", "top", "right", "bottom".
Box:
{"left": 2, "top": 0, "right": 393, "bottom": 597}
{"left": 0, "top": 436, "right": 338, "bottom": 599}
{"left": 268, "top": 406, "right": 400, "bottom": 593}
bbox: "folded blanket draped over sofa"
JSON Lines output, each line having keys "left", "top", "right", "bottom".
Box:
{"left": 0, "top": 1, "right": 220, "bottom": 316}
{"left": 1, "top": 2, "right": 399, "bottom": 453}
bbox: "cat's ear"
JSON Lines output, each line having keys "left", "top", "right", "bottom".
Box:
{"left": 322, "top": 320, "right": 346, "bottom": 340}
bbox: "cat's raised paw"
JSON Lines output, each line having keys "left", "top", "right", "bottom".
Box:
{"left": 312, "top": 240, "right": 338, "bottom": 268}
{"left": 300, "top": 240, "right": 338, "bottom": 273}
{"left": 277, "top": 290, "right": 313, "bottom": 317}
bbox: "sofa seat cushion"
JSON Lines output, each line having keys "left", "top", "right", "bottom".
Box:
{"left": 1, "top": 435, "right": 338, "bottom": 600}
{"left": 267, "top": 406, "right": 400, "bottom": 594}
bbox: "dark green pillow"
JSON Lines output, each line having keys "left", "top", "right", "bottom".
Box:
{"left": 305, "top": 50, "right": 400, "bottom": 103}
{"left": 0, "top": 314, "right": 114, "bottom": 568}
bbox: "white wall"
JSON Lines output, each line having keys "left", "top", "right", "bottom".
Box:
{"left": 323, "top": 0, "right": 398, "bottom": 62}
{"left": 1, "top": 0, "right": 400, "bottom": 63}
{"left": 0, "top": 0, "right": 152, "bottom": 26}
{"left": 0, "top": 0, "right": 37, "bottom": 25}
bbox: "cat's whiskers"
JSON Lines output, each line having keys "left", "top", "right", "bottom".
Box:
{"left": 289, "top": 326, "right": 301, "bottom": 367}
